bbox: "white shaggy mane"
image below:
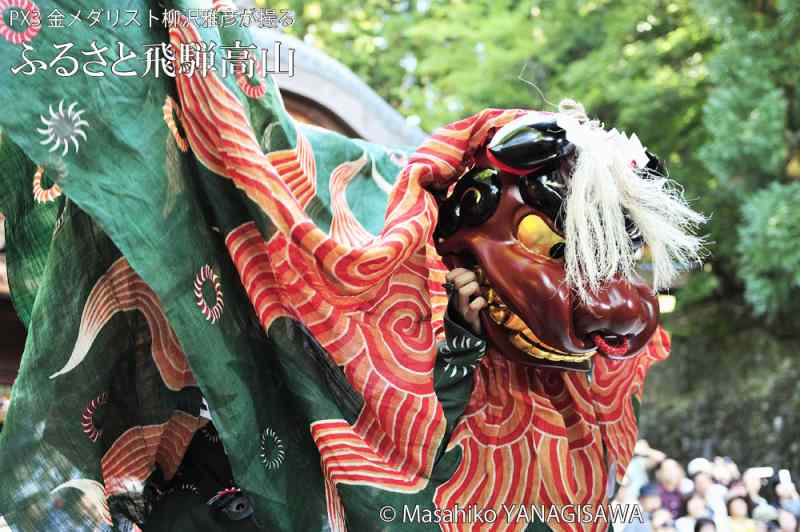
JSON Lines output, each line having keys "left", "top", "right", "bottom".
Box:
{"left": 544, "top": 100, "right": 705, "bottom": 301}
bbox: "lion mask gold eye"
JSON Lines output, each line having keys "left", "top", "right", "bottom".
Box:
{"left": 517, "top": 214, "right": 565, "bottom": 259}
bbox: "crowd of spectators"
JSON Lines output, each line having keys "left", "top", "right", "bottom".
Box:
{"left": 613, "top": 440, "right": 799, "bottom": 532}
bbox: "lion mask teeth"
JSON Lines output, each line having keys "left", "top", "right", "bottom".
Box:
{"left": 476, "top": 267, "right": 597, "bottom": 363}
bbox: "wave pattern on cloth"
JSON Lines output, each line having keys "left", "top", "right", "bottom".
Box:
{"left": 101, "top": 411, "right": 206, "bottom": 496}
{"left": 49, "top": 257, "right": 195, "bottom": 391}
{"left": 434, "top": 332, "right": 670, "bottom": 532}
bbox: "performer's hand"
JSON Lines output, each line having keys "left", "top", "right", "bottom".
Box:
{"left": 446, "top": 268, "right": 487, "bottom": 335}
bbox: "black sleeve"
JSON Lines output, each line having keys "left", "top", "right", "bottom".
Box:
{"left": 433, "top": 296, "right": 487, "bottom": 439}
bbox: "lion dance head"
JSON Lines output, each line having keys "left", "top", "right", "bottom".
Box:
{"left": 431, "top": 101, "right": 705, "bottom": 371}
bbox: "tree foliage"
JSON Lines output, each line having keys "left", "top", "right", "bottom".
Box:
{"left": 737, "top": 182, "right": 800, "bottom": 317}
{"left": 261, "top": 0, "right": 800, "bottom": 471}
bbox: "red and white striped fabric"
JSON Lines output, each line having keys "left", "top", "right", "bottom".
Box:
{"left": 101, "top": 411, "right": 206, "bottom": 496}
{"left": 49, "top": 257, "right": 194, "bottom": 391}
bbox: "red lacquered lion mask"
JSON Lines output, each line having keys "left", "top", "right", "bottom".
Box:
{"left": 432, "top": 109, "right": 704, "bottom": 371}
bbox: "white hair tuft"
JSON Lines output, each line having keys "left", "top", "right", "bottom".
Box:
{"left": 555, "top": 99, "right": 706, "bottom": 302}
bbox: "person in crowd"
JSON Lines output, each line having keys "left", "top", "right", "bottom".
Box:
{"left": 658, "top": 459, "right": 687, "bottom": 520}
{"left": 676, "top": 494, "right": 713, "bottom": 532}
{"left": 626, "top": 483, "right": 664, "bottom": 532}
{"left": 694, "top": 517, "right": 717, "bottom": 532}
{"left": 777, "top": 509, "right": 798, "bottom": 532}
{"left": 744, "top": 468, "right": 772, "bottom": 513}
{"left": 652, "top": 508, "right": 678, "bottom": 532}
{"left": 688, "top": 458, "right": 731, "bottom": 529}
{"left": 729, "top": 480, "right": 750, "bottom": 500}
{"left": 776, "top": 479, "right": 800, "bottom": 518}
{"left": 729, "top": 495, "right": 759, "bottom": 532}
{"left": 626, "top": 441, "right": 668, "bottom": 504}
{"left": 713, "top": 457, "right": 741, "bottom": 488}
{"left": 611, "top": 480, "right": 635, "bottom": 532}
{"left": 752, "top": 504, "right": 779, "bottom": 532}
